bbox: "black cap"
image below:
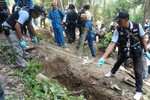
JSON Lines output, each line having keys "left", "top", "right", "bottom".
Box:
{"left": 113, "top": 11, "right": 129, "bottom": 21}
{"left": 32, "top": 5, "right": 44, "bottom": 16}
{"left": 69, "top": 4, "right": 75, "bottom": 9}
{"left": 83, "top": 4, "right": 90, "bottom": 10}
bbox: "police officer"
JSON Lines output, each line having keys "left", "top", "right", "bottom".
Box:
{"left": 81, "top": 14, "right": 96, "bottom": 57}
{"left": 98, "top": 11, "right": 150, "bottom": 100}
{"left": 65, "top": 4, "right": 77, "bottom": 44}
{"left": 48, "top": 1, "right": 66, "bottom": 47}
{"left": 3, "top": 5, "right": 43, "bottom": 68}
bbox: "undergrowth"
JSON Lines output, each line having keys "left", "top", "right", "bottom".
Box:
{"left": 6, "top": 61, "right": 84, "bottom": 100}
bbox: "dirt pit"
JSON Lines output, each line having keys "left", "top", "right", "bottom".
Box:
{"left": 41, "top": 56, "right": 134, "bottom": 100}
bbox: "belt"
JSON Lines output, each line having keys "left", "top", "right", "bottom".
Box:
{"left": 2, "top": 26, "right": 11, "bottom": 30}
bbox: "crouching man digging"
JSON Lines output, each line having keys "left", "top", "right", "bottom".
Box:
{"left": 3, "top": 5, "right": 43, "bottom": 69}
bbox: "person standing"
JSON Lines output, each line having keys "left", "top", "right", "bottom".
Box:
{"left": 80, "top": 14, "right": 96, "bottom": 57}
{"left": 48, "top": 1, "right": 66, "bottom": 47}
{"left": 65, "top": 4, "right": 77, "bottom": 44}
{"left": 97, "top": 11, "right": 150, "bottom": 100}
{"left": 77, "top": 4, "right": 91, "bottom": 39}
{"left": 3, "top": 5, "right": 43, "bottom": 69}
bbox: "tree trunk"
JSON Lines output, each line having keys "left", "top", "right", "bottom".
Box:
{"left": 142, "top": 0, "right": 150, "bottom": 28}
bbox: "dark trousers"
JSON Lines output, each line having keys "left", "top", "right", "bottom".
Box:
{"left": 40, "top": 18, "right": 46, "bottom": 28}
{"left": 66, "top": 26, "right": 76, "bottom": 43}
{"left": 111, "top": 53, "right": 143, "bottom": 92}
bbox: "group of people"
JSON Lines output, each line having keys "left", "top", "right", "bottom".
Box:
{"left": 0, "top": 1, "right": 150, "bottom": 100}
{"left": 48, "top": 2, "right": 97, "bottom": 57}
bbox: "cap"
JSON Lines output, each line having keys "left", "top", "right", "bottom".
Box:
{"left": 83, "top": 4, "right": 90, "bottom": 10}
{"left": 32, "top": 5, "right": 44, "bottom": 16}
{"left": 113, "top": 11, "right": 129, "bottom": 21}
{"left": 51, "top": 1, "right": 57, "bottom": 6}
{"left": 69, "top": 4, "right": 75, "bottom": 9}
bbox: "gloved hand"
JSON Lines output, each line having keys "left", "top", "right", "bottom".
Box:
{"left": 20, "top": 40, "right": 26, "bottom": 48}
{"left": 33, "top": 36, "right": 38, "bottom": 43}
{"left": 98, "top": 57, "right": 105, "bottom": 67}
{"left": 145, "top": 51, "right": 150, "bottom": 60}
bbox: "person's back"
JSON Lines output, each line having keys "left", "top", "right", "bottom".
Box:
{"left": 66, "top": 10, "right": 77, "bottom": 23}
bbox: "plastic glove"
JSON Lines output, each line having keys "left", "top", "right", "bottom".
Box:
{"left": 20, "top": 40, "right": 26, "bottom": 48}
{"left": 98, "top": 57, "right": 105, "bottom": 67}
{"left": 145, "top": 51, "right": 150, "bottom": 60}
{"left": 34, "top": 36, "right": 38, "bottom": 43}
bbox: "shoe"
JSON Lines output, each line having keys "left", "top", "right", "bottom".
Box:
{"left": 133, "top": 92, "right": 142, "bottom": 100}
{"left": 105, "top": 71, "right": 115, "bottom": 78}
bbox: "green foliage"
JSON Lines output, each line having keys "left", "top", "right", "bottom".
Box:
{"left": 98, "top": 32, "right": 113, "bottom": 52}
{"left": 0, "top": 43, "right": 15, "bottom": 64}
{"left": 36, "top": 30, "right": 47, "bottom": 40}
{"left": 8, "top": 61, "right": 84, "bottom": 100}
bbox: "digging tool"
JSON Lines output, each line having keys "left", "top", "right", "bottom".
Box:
{"left": 78, "top": 26, "right": 88, "bottom": 57}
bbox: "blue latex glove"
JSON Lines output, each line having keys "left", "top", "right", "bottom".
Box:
{"left": 145, "top": 51, "right": 150, "bottom": 60}
{"left": 34, "top": 36, "right": 38, "bottom": 43}
{"left": 20, "top": 40, "right": 26, "bottom": 48}
{"left": 98, "top": 57, "right": 105, "bottom": 67}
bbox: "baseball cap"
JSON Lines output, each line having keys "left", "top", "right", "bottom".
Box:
{"left": 32, "top": 5, "right": 44, "bottom": 16}
{"left": 113, "top": 11, "right": 129, "bottom": 21}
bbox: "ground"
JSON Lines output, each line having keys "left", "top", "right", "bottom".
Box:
{"left": 0, "top": 28, "right": 150, "bottom": 100}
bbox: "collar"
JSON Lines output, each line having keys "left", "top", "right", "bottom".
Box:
{"left": 129, "top": 21, "right": 133, "bottom": 30}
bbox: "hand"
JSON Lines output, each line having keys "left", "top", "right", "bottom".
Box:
{"left": 145, "top": 51, "right": 150, "bottom": 60}
{"left": 20, "top": 40, "right": 26, "bottom": 48}
{"left": 33, "top": 36, "right": 38, "bottom": 43}
{"left": 60, "top": 21, "right": 64, "bottom": 25}
{"left": 98, "top": 57, "right": 105, "bottom": 67}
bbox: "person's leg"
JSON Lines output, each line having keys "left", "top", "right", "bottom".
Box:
{"left": 43, "top": 18, "right": 46, "bottom": 28}
{"left": 0, "top": 84, "right": 5, "bottom": 100}
{"left": 132, "top": 54, "right": 143, "bottom": 92}
{"left": 6, "top": 29, "right": 28, "bottom": 68}
{"left": 111, "top": 54, "right": 128, "bottom": 74}
{"left": 58, "top": 26, "right": 65, "bottom": 47}
{"left": 67, "top": 27, "right": 72, "bottom": 43}
{"left": 142, "top": 55, "right": 148, "bottom": 80}
{"left": 53, "top": 28, "right": 60, "bottom": 45}
{"left": 88, "top": 34, "right": 96, "bottom": 57}
{"left": 72, "top": 26, "right": 76, "bottom": 43}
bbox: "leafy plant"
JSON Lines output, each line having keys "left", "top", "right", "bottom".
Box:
{"left": 98, "top": 32, "right": 113, "bottom": 51}
{"left": 7, "top": 61, "right": 85, "bottom": 100}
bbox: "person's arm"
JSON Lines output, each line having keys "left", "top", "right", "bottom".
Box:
{"left": 138, "top": 23, "right": 148, "bottom": 51}
{"left": 27, "top": 25, "right": 36, "bottom": 36}
{"left": 15, "top": 22, "right": 22, "bottom": 40}
{"left": 102, "top": 42, "right": 116, "bottom": 59}
{"left": 15, "top": 10, "right": 29, "bottom": 40}
{"left": 101, "top": 28, "right": 119, "bottom": 58}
